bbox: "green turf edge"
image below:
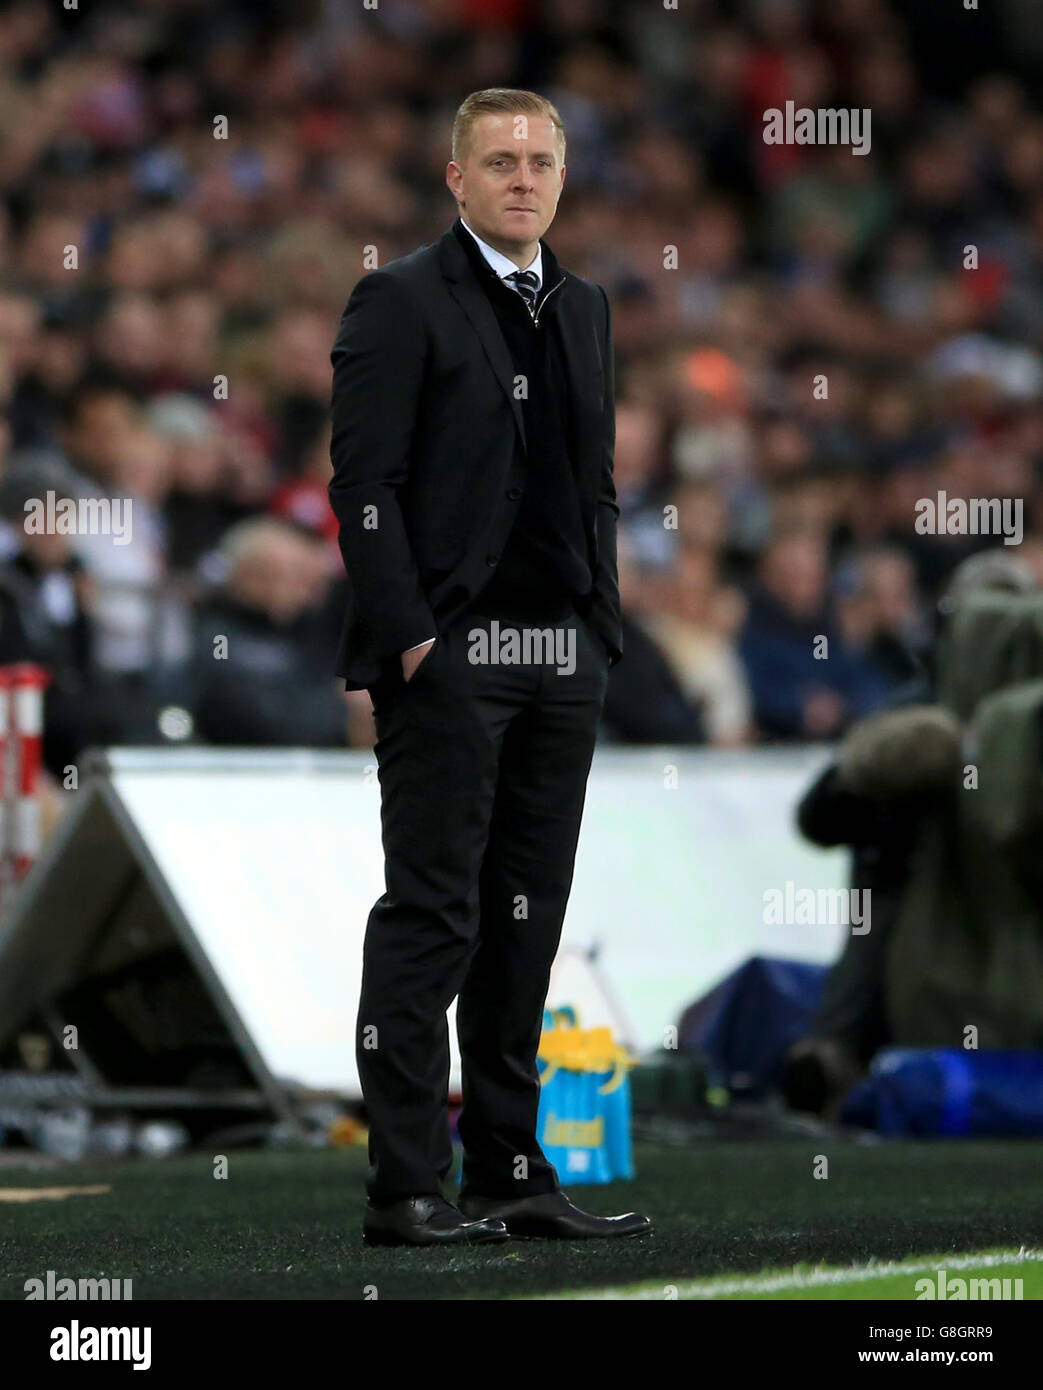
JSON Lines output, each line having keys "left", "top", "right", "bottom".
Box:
{"left": 532, "top": 1246, "right": 1043, "bottom": 1301}
{"left": 723, "top": 1260, "right": 1043, "bottom": 1301}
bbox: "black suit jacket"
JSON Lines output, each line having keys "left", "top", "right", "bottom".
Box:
{"left": 328, "top": 218, "right": 622, "bottom": 690}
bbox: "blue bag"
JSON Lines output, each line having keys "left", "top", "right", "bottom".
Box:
{"left": 678, "top": 956, "right": 828, "bottom": 1096}
{"left": 536, "top": 1007, "right": 636, "bottom": 1184}
{"left": 841, "top": 1048, "right": 1043, "bottom": 1136}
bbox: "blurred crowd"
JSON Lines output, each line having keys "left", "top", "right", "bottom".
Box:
{"left": 1, "top": 0, "right": 1043, "bottom": 776}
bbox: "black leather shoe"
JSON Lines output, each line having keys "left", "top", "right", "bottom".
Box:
{"left": 362, "top": 1194, "right": 509, "bottom": 1247}
{"left": 457, "top": 1189, "right": 652, "bottom": 1239}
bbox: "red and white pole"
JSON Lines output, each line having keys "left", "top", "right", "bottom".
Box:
{"left": 10, "top": 663, "right": 49, "bottom": 885}
{"left": 0, "top": 668, "right": 12, "bottom": 911}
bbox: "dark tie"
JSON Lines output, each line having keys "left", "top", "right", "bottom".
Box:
{"left": 505, "top": 269, "right": 540, "bottom": 317}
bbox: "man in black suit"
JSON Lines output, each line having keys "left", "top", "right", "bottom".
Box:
{"left": 329, "top": 89, "right": 652, "bottom": 1247}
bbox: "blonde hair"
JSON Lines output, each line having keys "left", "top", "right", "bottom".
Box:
{"left": 219, "top": 516, "right": 311, "bottom": 574}
{"left": 451, "top": 88, "right": 566, "bottom": 166}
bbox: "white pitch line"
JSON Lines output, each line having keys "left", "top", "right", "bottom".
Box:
{"left": 557, "top": 1247, "right": 1043, "bottom": 1301}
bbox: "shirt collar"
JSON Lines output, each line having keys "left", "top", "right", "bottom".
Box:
{"left": 459, "top": 217, "right": 542, "bottom": 291}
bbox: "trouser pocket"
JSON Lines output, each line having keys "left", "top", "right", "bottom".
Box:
{"left": 404, "top": 634, "right": 442, "bottom": 688}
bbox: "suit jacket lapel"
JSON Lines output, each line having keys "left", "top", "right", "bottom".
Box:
{"left": 439, "top": 228, "right": 528, "bottom": 453}
{"left": 438, "top": 223, "right": 605, "bottom": 543}
{"left": 550, "top": 251, "right": 604, "bottom": 546}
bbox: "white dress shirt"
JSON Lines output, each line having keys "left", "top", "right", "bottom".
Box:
{"left": 403, "top": 219, "right": 543, "bottom": 655}
{"left": 458, "top": 216, "right": 543, "bottom": 294}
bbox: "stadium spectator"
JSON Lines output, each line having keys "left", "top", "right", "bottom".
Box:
{"left": 739, "top": 529, "right": 893, "bottom": 740}
{"left": 149, "top": 392, "right": 247, "bottom": 577}
{"left": 0, "top": 451, "right": 141, "bottom": 772}
{"left": 639, "top": 546, "right": 753, "bottom": 745}
{"left": 600, "top": 533, "right": 705, "bottom": 744}
{"left": 189, "top": 517, "right": 350, "bottom": 748}
{"left": 833, "top": 545, "right": 928, "bottom": 694}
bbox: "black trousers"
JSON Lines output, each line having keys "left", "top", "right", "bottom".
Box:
{"left": 357, "top": 596, "right": 610, "bottom": 1202}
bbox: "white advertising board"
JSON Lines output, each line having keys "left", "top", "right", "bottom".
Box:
{"left": 101, "top": 747, "right": 846, "bottom": 1097}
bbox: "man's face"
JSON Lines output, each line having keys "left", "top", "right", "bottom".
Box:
{"left": 447, "top": 113, "right": 565, "bottom": 252}
{"left": 232, "top": 534, "right": 323, "bottom": 625}
{"left": 762, "top": 536, "right": 827, "bottom": 618}
{"left": 64, "top": 393, "right": 137, "bottom": 477}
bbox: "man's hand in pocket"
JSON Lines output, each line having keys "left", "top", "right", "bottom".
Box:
{"left": 402, "top": 638, "right": 436, "bottom": 683}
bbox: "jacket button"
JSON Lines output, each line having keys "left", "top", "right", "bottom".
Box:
{"left": 486, "top": 553, "right": 499, "bottom": 566}
{"left": 506, "top": 486, "right": 523, "bottom": 500}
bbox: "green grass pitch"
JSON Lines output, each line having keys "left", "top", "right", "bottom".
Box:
{"left": 1, "top": 1140, "right": 1041, "bottom": 1300}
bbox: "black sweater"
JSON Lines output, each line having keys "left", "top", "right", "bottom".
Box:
{"left": 452, "top": 217, "right": 592, "bottom": 616}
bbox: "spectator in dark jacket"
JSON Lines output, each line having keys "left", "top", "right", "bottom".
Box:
{"left": 601, "top": 612, "right": 705, "bottom": 744}
{"left": 739, "top": 530, "right": 893, "bottom": 740}
{"left": 190, "top": 517, "right": 349, "bottom": 747}
{"left": 600, "top": 537, "right": 705, "bottom": 744}
{"left": 0, "top": 453, "right": 133, "bottom": 774}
